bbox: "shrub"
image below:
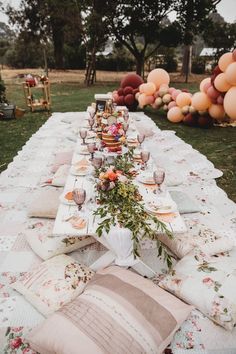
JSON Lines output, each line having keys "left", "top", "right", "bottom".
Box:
{"left": 192, "top": 57, "right": 206, "bottom": 74}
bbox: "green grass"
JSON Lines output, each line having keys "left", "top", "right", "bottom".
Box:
{"left": 1, "top": 81, "right": 236, "bottom": 202}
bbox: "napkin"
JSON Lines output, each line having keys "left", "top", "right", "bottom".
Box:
{"left": 169, "top": 190, "right": 201, "bottom": 214}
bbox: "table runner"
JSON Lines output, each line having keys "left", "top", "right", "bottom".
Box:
{"left": 0, "top": 111, "right": 236, "bottom": 353}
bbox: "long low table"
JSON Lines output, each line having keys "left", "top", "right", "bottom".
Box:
{"left": 0, "top": 111, "right": 236, "bottom": 353}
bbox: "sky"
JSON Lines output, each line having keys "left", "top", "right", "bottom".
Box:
{"left": 0, "top": 0, "right": 235, "bottom": 25}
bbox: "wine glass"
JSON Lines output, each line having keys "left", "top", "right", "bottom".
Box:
{"left": 79, "top": 129, "right": 87, "bottom": 145}
{"left": 153, "top": 168, "right": 165, "bottom": 194}
{"left": 87, "top": 142, "right": 96, "bottom": 161}
{"left": 92, "top": 156, "right": 103, "bottom": 169}
{"left": 72, "top": 188, "right": 86, "bottom": 214}
{"left": 89, "top": 110, "right": 95, "bottom": 120}
{"left": 123, "top": 122, "right": 129, "bottom": 134}
{"left": 106, "top": 155, "right": 115, "bottom": 165}
{"left": 140, "top": 150, "right": 150, "bottom": 170}
{"left": 123, "top": 109, "right": 129, "bottom": 122}
{"left": 88, "top": 117, "right": 95, "bottom": 131}
{"left": 137, "top": 133, "right": 145, "bottom": 147}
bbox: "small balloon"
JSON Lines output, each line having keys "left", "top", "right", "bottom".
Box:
{"left": 209, "top": 104, "right": 225, "bottom": 120}
{"left": 168, "top": 101, "right": 177, "bottom": 110}
{"left": 155, "top": 97, "right": 163, "bottom": 106}
{"left": 218, "top": 52, "right": 234, "bottom": 72}
{"left": 162, "top": 93, "right": 172, "bottom": 104}
{"left": 167, "top": 107, "right": 184, "bottom": 123}
{"left": 181, "top": 105, "right": 190, "bottom": 115}
{"left": 214, "top": 73, "right": 231, "bottom": 92}
{"left": 176, "top": 92, "right": 191, "bottom": 107}
{"left": 142, "top": 82, "right": 156, "bottom": 95}
{"left": 171, "top": 89, "right": 181, "bottom": 101}
{"left": 123, "top": 86, "right": 134, "bottom": 95}
{"left": 200, "top": 78, "right": 211, "bottom": 92}
{"left": 191, "top": 92, "right": 211, "bottom": 111}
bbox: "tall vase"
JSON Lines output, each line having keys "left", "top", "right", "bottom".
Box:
{"left": 103, "top": 226, "right": 138, "bottom": 267}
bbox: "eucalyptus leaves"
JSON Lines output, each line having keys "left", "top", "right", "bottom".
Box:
{"left": 94, "top": 153, "right": 173, "bottom": 268}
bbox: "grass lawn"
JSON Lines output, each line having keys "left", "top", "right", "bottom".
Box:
{"left": 1, "top": 80, "right": 236, "bottom": 202}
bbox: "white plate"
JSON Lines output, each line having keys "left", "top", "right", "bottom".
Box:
{"left": 145, "top": 199, "right": 177, "bottom": 214}
{"left": 70, "top": 165, "right": 92, "bottom": 176}
{"left": 60, "top": 193, "right": 76, "bottom": 206}
{"left": 77, "top": 146, "right": 90, "bottom": 155}
{"left": 137, "top": 173, "right": 155, "bottom": 185}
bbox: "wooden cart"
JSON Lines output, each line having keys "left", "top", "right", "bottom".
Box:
{"left": 23, "top": 80, "right": 51, "bottom": 112}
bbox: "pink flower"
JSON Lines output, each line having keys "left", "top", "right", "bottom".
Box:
{"left": 23, "top": 347, "right": 33, "bottom": 354}
{"left": 10, "top": 337, "right": 22, "bottom": 349}
{"left": 202, "top": 277, "right": 214, "bottom": 287}
{"left": 11, "top": 327, "right": 23, "bottom": 333}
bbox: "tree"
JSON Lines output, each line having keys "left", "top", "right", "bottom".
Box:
{"left": 4, "top": 0, "right": 82, "bottom": 69}
{"left": 103, "top": 0, "right": 181, "bottom": 76}
{"left": 174, "top": 0, "right": 220, "bottom": 82}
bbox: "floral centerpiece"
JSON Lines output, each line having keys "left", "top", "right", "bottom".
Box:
{"left": 94, "top": 154, "right": 173, "bottom": 267}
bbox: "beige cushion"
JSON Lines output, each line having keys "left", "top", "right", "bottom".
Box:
{"left": 11, "top": 254, "right": 94, "bottom": 317}
{"left": 28, "top": 188, "right": 62, "bottom": 219}
{"left": 159, "top": 246, "right": 236, "bottom": 331}
{"left": 51, "top": 164, "right": 70, "bottom": 187}
{"left": 27, "top": 266, "right": 192, "bottom": 354}
{"left": 51, "top": 151, "right": 73, "bottom": 173}
{"left": 26, "top": 231, "right": 96, "bottom": 260}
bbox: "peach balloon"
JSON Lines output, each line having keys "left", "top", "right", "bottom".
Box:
{"left": 200, "top": 77, "right": 211, "bottom": 92}
{"left": 176, "top": 92, "right": 191, "bottom": 107}
{"left": 214, "top": 73, "right": 231, "bottom": 92}
{"left": 233, "top": 49, "right": 236, "bottom": 61}
{"left": 223, "top": 86, "right": 236, "bottom": 120}
{"left": 138, "top": 93, "right": 147, "bottom": 108}
{"left": 113, "top": 93, "right": 119, "bottom": 101}
{"left": 218, "top": 52, "right": 234, "bottom": 72}
{"left": 147, "top": 68, "right": 170, "bottom": 89}
{"left": 154, "top": 91, "right": 159, "bottom": 98}
{"left": 163, "top": 104, "right": 168, "bottom": 111}
{"left": 168, "top": 101, "right": 177, "bottom": 109}
{"left": 162, "top": 93, "right": 172, "bottom": 104}
{"left": 225, "top": 62, "right": 236, "bottom": 85}
{"left": 167, "top": 107, "right": 184, "bottom": 123}
{"left": 139, "top": 84, "right": 146, "bottom": 93}
{"left": 142, "top": 82, "right": 156, "bottom": 95}
{"left": 191, "top": 92, "right": 211, "bottom": 111}
{"left": 168, "top": 87, "right": 175, "bottom": 94}
{"left": 155, "top": 97, "right": 163, "bottom": 106}
{"left": 145, "top": 95, "right": 155, "bottom": 105}
{"left": 171, "top": 89, "right": 181, "bottom": 101}
{"left": 209, "top": 104, "right": 225, "bottom": 120}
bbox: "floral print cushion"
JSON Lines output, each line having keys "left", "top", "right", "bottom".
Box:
{"left": 159, "top": 247, "right": 236, "bottom": 331}
{"left": 11, "top": 255, "right": 94, "bottom": 317}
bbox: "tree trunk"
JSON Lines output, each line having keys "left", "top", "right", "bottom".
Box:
{"left": 84, "top": 46, "right": 96, "bottom": 86}
{"left": 181, "top": 45, "right": 192, "bottom": 83}
{"left": 52, "top": 25, "right": 65, "bottom": 69}
{"left": 136, "top": 56, "right": 144, "bottom": 78}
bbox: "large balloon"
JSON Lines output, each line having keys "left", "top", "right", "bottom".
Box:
{"left": 223, "top": 86, "right": 236, "bottom": 120}
{"left": 209, "top": 104, "right": 225, "bottom": 120}
{"left": 191, "top": 92, "right": 211, "bottom": 111}
{"left": 218, "top": 52, "right": 234, "bottom": 72}
{"left": 138, "top": 93, "right": 147, "bottom": 108}
{"left": 214, "top": 73, "right": 231, "bottom": 92}
{"left": 233, "top": 49, "right": 236, "bottom": 61}
{"left": 147, "top": 69, "right": 170, "bottom": 89}
{"left": 200, "top": 78, "right": 211, "bottom": 92}
{"left": 142, "top": 82, "right": 156, "bottom": 95}
{"left": 176, "top": 92, "right": 191, "bottom": 107}
{"left": 225, "top": 62, "right": 236, "bottom": 86}
{"left": 121, "top": 73, "right": 143, "bottom": 89}
{"left": 167, "top": 107, "right": 184, "bottom": 123}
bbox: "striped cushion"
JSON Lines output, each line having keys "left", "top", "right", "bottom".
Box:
{"left": 27, "top": 266, "right": 192, "bottom": 354}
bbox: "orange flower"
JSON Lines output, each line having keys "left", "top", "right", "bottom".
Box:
{"left": 107, "top": 170, "right": 118, "bottom": 181}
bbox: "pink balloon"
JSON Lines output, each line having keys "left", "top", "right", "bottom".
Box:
{"left": 145, "top": 95, "right": 155, "bottom": 105}
{"left": 167, "top": 107, "right": 184, "bottom": 123}
{"left": 203, "top": 82, "right": 212, "bottom": 94}
{"left": 233, "top": 49, "right": 236, "bottom": 61}
{"left": 171, "top": 89, "right": 181, "bottom": 101}
{"left": 154, "top": 90, "right": 159, "bottom": 98}
{"left": 223, "top": 86, "right": 236, "bottom": 120}
{"left": 200, "top": 78, "right": 211, "bottom": 92}
{"left": 217, "top": 95, "right": 224, "bottom": 105}
{"left": 147, "top": 69, "right": 170, "bottom": 89}
{"left": 218, "top": 52, "right": 234, "bottom": 72}
{"left": 168, "top": 87, "right": 175, "bottom": 94}
{"left": 112, "top": 90, "right": 118, "bottom": 95}
{"left": 207, "top": 85, "right": 220, "bottom": 100}
{"left": 168, "top": 101, "right": 177, "bottom": 110}
{"left": 113, "top": 93, "right": 119, "bottom": 102}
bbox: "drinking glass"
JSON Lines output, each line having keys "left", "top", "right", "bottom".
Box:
{"left": 106, "top": 155, "right": 115, "bottom": 165}
{"left": 87, "top": 142, "right": 96, "bottom": 161}
{"left": 137, "top": 133, "right": 145, "bottom": 147}
{"left": 92, "top": 156, "right": 103, "bottom": 169}
{"left": 140, "top": 150, "right": 150, "bottom": 170}
{"left": 153, "top": 168, "right": 165, "bottom": 194}
{"left": 123, "top": 122, "right": 129, "bottom": 134}
{"left": 79, "top": 129, "right": 87, "bottom": 145}
{"left": 72, "top": 188, "right": 86, "bottom": 213}
{"left": 88, "top": 117, "right": 95, "bottom": 131}
{"left": 123, "top": 109, "right": 129, "bottom": 122}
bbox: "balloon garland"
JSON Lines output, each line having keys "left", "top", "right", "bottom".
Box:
{"left": 112, "top": 49, "right": 236, "bottom": 128}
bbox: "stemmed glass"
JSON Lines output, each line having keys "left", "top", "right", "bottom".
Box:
{"left": 88, "top": 117, "right": 95, "bottom": 131}
{"left": 106, "top": 155, "right": 115, "bottom": 166}
{"left": 137, "top": 133, "right": 145, "bottom": 147}
{"left": 140, "top": 150, "right": 150, "bottom": 170}
{"left": 72, "top": 188, "right": 86, "bottom": 214}
{"left": 123, "top": 109, "right": 129, "bottom": 122}
{"left": 153, "top": 168, "right": 165, "bottom": 194}
{"left": 92, "top": 156, "right": 103, "bottom": 169}
{"left": 123, "top": 122, "right": 129, "bottom": 134}
{"left": 87, "top": 142, "right": 96, "bottom": 161}
{"left": 79, "top": 129, "right": 87, "bottom": 145}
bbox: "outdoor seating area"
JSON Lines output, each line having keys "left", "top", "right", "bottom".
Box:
{"left": 0, "top": 102, "right": 236, "bottom": 353}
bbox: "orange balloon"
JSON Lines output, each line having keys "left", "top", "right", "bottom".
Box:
{"left": 139, "top": 84, "right": 146, "bottom": 93}
{"left": 225, "top": 62, "right": 236, "bottom": 86}
{"left": 145, "top": 95, "right": 155, "bottom": 105}
{"left": 142, "top": 82, "right": 156, "bottom": 95}
{"left": 208, "top": 104, "right": 225, "bottom": 120}
{"left": 218, "top": 52, "right": 234, "bottom": 72}
{"left": 147, "top": 69, "right": 170, "bottom": 89}
{"left": 191, "top": 92, "right": 211, "bottom": 111}
{"left": 138, "top": 93, "right": 147, "bottom": 108}
{"left": 176, "top": 92, "right": 191, "bottom": 107}
{"left": 167, "top": 107, "right": 184, "bottom": 123}
{"left": 223, "top": 86, "right": 236, "bottom": 121}
{"left": 200, "top": 77, "right": 211, "bottom": 92}
{"left": 214, "top": 73, "right": 231, "bottom": 92}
